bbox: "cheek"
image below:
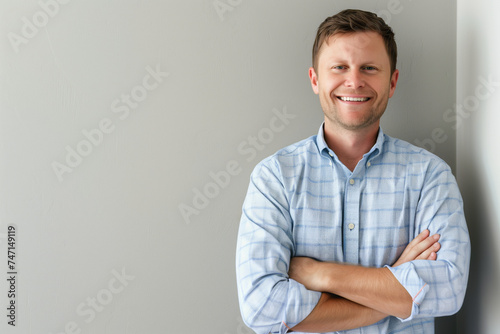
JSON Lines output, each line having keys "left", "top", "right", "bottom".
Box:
{"left": 319, "top": 87, "right": 335, "bottom": 103}
{"left": 371, "top": 81, "right": 390, "bottom": 98}
{"left": 318, "top": 79, "right": 340, "bottom": 97}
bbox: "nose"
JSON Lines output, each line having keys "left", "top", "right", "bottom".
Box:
{"left": 344, "top": 70, "right": 365, "bottom": 89}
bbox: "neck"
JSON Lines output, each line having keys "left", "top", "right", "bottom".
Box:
{"left": 324, "top": 122, "right": 379, "bottom": 171}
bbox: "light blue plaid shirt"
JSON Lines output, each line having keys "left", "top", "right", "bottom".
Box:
{"left": 236, "top": 124, "right": 470, "bottom": 334}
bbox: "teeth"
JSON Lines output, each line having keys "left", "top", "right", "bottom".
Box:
{"left": 339, "top": 96, "right": 369, "bottom": 102}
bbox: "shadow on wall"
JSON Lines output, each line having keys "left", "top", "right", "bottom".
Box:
{"left": 454, "top": 24, "right": 500, "bottom": 334}
{"left": 456, "top": 162, "right": 500, "bottom": 334}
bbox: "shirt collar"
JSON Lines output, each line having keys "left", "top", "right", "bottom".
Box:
{"left": 316, "top": 122, "right": 385, "bottom": 159}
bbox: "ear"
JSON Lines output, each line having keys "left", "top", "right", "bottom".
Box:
{"left": 309, "top": 67, "right": 319, "bottom": 95}
{"left": 388, "top": 69, "right": 399, "bottom": 98}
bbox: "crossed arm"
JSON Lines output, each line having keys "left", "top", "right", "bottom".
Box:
{"left": 237, "top": 158, "right": 470, "bottom": 333}
{"left": 288, "top": 230, "right": 441, "bottom": 333}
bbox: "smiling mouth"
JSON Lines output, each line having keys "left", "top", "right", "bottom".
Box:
{"left": 337, "top": 96, "right": 371, "bottom": 102}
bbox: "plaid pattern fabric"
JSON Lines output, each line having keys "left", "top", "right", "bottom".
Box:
{"left": 236, "top": 124, "right": 470, "bottom": 334}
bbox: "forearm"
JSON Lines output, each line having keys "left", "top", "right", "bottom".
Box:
{"left": 291, "top": 293, "right": 387, "bottom": 332}
{"left": 289, "top": 257, "right": 412, "bottom": 319}
{"left": 318, "top": 263, "right": 412, "bottom": 319}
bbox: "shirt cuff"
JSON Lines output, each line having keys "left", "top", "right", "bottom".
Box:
{"left": 385, "top": 264, "right": 429, "bottom": 322}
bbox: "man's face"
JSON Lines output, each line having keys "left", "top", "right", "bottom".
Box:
{"left": 309, "top": 31, "right": 399, "bottom": 132}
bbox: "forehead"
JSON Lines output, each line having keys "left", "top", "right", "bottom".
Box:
{"left": 318, "top": 31, "right": 389, "bottom": 64}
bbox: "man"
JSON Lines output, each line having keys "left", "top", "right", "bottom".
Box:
{"left": 236, "top": 9, "right": 470, "bottom": 334}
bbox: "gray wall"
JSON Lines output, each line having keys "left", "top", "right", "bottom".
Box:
{"left": 0, "top": 1, "right": 469, "bottom": 333}
{"left": 457, "top": 1, "right": 500, "bottom": 333}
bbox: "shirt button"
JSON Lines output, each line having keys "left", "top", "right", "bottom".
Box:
{"left": 348, "top": 223, "right": 355, "bottom": 230}
{"left": 329, "top": 152, "right": 333, "bottom": 157}
{"left": 349, "top": 179, "right": 355, "bottom": 185}
{"left": 367, "top": 162, "right": 371, "bottom": 167}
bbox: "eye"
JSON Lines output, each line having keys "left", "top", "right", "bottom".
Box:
{"left": 332, "top": 65, "right": 347, "bottom": 70}
{"left": 362, "top": 66, "right": 378, "bottom": 71}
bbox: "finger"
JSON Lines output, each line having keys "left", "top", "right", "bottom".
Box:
{"left": 398, "top": 230, "right": 430, "bottom": 258}
{"left": 415, "top": 242, "right": 441, "bottom": 260}
{"left": 407, "top": 234, "right": 440, "bottom": 259}
{"left": 393, "top": 231, "right": 441, "bottom": 267}
{"left": 408, "top": 229, "right": 431, "bottom": 248}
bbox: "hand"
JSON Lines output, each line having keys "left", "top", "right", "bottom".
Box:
{"left": 289, "top": 257, "right": 325, "bottom": 292}
{"left": 392, "top": 229, "right": 441, "bottom": 267}
{"left": 289, "top": 229, "right": 441, "bottom": 290}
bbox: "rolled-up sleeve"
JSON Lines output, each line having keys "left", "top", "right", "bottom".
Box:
{"left": 387, "top": 160, "right": 470, "bottom": 322}
{"left": 236, "top": 159, "right": 321, "bottom": 334}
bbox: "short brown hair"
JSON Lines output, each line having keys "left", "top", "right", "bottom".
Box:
{"left": 312, "top": 9, "right": 397, "bottom": 74}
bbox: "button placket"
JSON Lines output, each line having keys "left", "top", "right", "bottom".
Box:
{"left": 344, "top": 175, "right": 360, "bottom": 264}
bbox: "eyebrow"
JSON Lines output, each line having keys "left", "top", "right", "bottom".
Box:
{"left": 327, "top": 60, "right": 383, "bottom": 67}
